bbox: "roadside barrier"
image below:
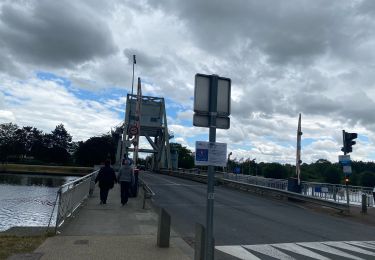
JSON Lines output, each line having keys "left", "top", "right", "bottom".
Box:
{"left": 160, "top": 169, "right": 350, "bottom": 212}
{"left": 50, "top": 170, "right": 98, "bottom": 233}
{"left": 139, "top": 177, "right": 155, "bottom": 209}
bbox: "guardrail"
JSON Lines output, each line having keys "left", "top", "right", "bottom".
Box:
{"left": 223, "top": 173, "right": 288, "bottom": 190}
{"left": 220, "top": 178, "right": 349, "bottom": 212}
{"left": 160, "top": 169, "right": 351, "bottom": 212}
{"left": 139, "top": 177, "right": 155, "bottom": 209}
{"left": 53, "top": 170, "right": 98, "bottom": 232}
{"left": 301, "top": 182, "right": 374, "bottom": 207}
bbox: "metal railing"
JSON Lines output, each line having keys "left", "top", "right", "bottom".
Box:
{"left": 161, "top": 168, "right": 374, "bottom": 208}
{"left": 160, "top": 169, "right": 349, "bottom": 211}
{"left": 300, "top": 182, "right": 374, "bottom": 207}
{"left": 53, "top": 170, "right": 98, "bottom": 231}
{"left": 139, "top": 177, "right": 155, "bottom": 209}
{"left": 223, "top": 173, "right": 288, "bottom": 190}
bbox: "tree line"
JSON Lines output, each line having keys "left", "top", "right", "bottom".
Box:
{"left": 1, "top": 122, "right": 374, "bottom": 187}
{"left": 0, "top": 123, "right": 115, "bottom": 166}
{"left": 170, "top": 143, "right": 375, "bottom": 188}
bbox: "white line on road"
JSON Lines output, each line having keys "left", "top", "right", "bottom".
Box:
{"left": 243, "top": 244, "right": 295, "bottom": 260}
{"left": 215, "top": 246, "right": 261, "bottom": 260}
{"left": 216, "top": 241, "right": 375, "bottom": 260}
{"left": 272, "top": 243, "right": 330, "bottom": 260}
{"left": 345, "top": 241, "right": 375, "bottom": 250}
{"left": 323, "top": 241, "right": 375, "bottom": 257}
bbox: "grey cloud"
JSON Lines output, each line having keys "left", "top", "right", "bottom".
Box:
{"left": 123, "top": 49, "right": 163, "bottom": 70}
{"left": 0, "top": 51, "right": 24, "bottom": 77}
{"left": 147, "top": 0, "right": 369, "bottom": 65}
{"left": 294, "top": 93, "right": 340, "bottom": 115}
{"left": 358, "top": 0, "right": 375, "bottom": 16}
{"left": 232, "top": 83, "right": 293, "bottom": 119}
{"left": 0, "top": 1, "right": 117, "bottom": 68}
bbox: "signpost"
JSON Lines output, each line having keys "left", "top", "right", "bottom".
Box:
{"left": 194, "top": 74, "right": 231, "bottom": 260}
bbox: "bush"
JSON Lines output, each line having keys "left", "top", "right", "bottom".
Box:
{"left": 263, "top": 163, "right": 287, "bottom": 179}
{"left": 324, "top": 165, "right": 342, "bottom": 184}
{"left": 360, "top": 171, "right": 375, "bottom": 187}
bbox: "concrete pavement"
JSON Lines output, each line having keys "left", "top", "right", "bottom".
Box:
{"left": 33, "top": 181, "right": 193, "bottom": 260}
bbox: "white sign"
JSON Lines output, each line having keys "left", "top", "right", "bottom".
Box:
{"left": 343, "top": 165, "right": 352, "bottom": 174}
{"left": 195, "top": 141, "right": 227, "bottom": 167}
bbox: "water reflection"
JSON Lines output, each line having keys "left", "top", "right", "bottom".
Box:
{"left": 0, "top": 173, "right": 78, "bottom": 231}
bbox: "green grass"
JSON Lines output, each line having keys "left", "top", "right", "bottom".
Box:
{"left": 0, "top": 235, "right": 50, "bottom": 260}
{"left": 0, "top": 163, "right": 93, "bottom": 176}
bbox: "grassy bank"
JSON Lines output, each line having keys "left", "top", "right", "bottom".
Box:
{"left": 0, "top": 235, "right": 49, "bottom": 259}
{"left": 0, "top": 163, "right": 93, "bottom": 176}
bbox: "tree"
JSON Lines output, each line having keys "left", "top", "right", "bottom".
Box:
{"left": 0, "top": 123, "right": 19, "bottom": 162}
{"left": 170, "top": 143, "right": 194, "bottom": 169}
{"left": 324, "top": 165, "right": 341, "bottom": 184}
{"left": 50, "top": 124, "right": 72, "bottom": 150}
{"left": 74, "top": 135, "right": 116, "bottom": 166}
{"left": 360, "top": 171, "right": 375, "bottom": 187}
{"left": 263, "top": 163, "right": 288, "bottom": 179}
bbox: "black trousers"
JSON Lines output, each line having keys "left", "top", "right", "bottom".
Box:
{"left": 100, "top": 187, "right": 110, "bottom": 203}
{"left": 120, "top": 181, "right": 131, "bottom": 204}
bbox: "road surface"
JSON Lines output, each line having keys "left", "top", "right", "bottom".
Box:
{"left": 141, "top": 172, "right": 375, "bottom": 259}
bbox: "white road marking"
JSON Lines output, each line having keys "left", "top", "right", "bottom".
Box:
{"left": 216, "top": 246, "right": 261, "bottom": 260}
{"left": 298, "top": 242, "right": 364, "bottom": 260}
{"left": 323, "top": 241, "right": 375, "bottom": 257}
{"left": 272, "top": 243, "right": 330, "bottom": 260}
{"left": 216, "top": 241, "right": 375, "bottom": 260}
{"left": 243, "top": 244, "right": 295, "bottom": 260}
{"left": 345, "top": 241, "right": 375, "bottom": 250}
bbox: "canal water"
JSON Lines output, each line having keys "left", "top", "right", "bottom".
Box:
{"left": 0, "top": 173, "right": 77, "bottom": 232}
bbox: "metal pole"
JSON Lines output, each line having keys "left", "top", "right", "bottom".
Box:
{"left": 343, "top": 130, "right": 350, "bottom": 209}
{"left": 131, "top": 55, "right": 136, "bottom": 96}
{"left": 205, "top": 75, "right": 218, "bottom": 260}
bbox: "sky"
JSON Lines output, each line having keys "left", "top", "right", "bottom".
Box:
{"left": 1, "top": 0, "right": 375, "bottom": 164}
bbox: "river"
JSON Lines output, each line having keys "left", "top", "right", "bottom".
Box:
{"left": 0, "top": 173, "right": 77, "bottom": 232}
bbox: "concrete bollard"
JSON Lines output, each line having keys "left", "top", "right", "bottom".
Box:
{"left": 361, "top": 194, "right": 367, "bottom": 214}
{"left": 194, "top": 223, "right": 205, "bottom": 260}
{"left": 157, "top": 208, "right": 171, "bottom": 247}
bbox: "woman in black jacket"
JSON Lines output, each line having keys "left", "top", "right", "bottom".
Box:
{"left": 95, "top": 160, "right": 117, "bottom": 204}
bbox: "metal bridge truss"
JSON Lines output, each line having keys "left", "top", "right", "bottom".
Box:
{"left": 116, "top": 94, "right": 172, "bottom": 170}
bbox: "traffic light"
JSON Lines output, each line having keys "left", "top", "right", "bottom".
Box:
{"left": 341, "top": 130, "right": 358, "bottom": 154}
{"left": 345, "top": 176, "right": 350, "bottom": 184}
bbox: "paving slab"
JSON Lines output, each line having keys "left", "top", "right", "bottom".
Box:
{"left": 32, "top": 182, "right": 193, "bottom": 260}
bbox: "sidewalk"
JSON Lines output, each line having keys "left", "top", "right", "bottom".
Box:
{"left": 33, "top": 183, "right": 193, "bottom": 260}
{"left": 301, "top": 200, "right": 375, "bottom": 227}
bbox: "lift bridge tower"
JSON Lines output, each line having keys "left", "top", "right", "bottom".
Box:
{"left": 115, "top": 78, "right": 172, "bottom": 171}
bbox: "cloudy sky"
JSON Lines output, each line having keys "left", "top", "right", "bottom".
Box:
{"left": 1, "top": 0, "right": 375, "bottom": 164}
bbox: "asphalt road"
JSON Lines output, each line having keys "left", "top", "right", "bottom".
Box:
{"left": 141, "top": 172, "right": 375, "bottom": 259}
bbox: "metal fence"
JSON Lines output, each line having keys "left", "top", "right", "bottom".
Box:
{"left": 54, "top": 170, "right": 98, "bottom": 231}
{"left": 222, "top": 173, "right": 374, "bottom": 207}
{"left": 301, "top": 182, "right": 374, "bottom": 207}
{"left": 223, "top": 173, "right": 288, "bottom": 190}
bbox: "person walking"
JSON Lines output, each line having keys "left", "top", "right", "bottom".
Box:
{"left": 95, "top": 160, "right": 117, "bottom": 204}
{"left": 118, "top": 159, "right": 134, "bottom": 206}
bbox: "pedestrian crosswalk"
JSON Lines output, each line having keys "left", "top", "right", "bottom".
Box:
{"left": 216, "top": 241, "right": 375, "bottom": 259}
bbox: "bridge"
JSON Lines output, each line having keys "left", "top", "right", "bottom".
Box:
{"left": 27, "top": 168, "right": 375, "bottom": 260}
{"left": 13, "top": 87, "right": 375, "bottom": 259}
